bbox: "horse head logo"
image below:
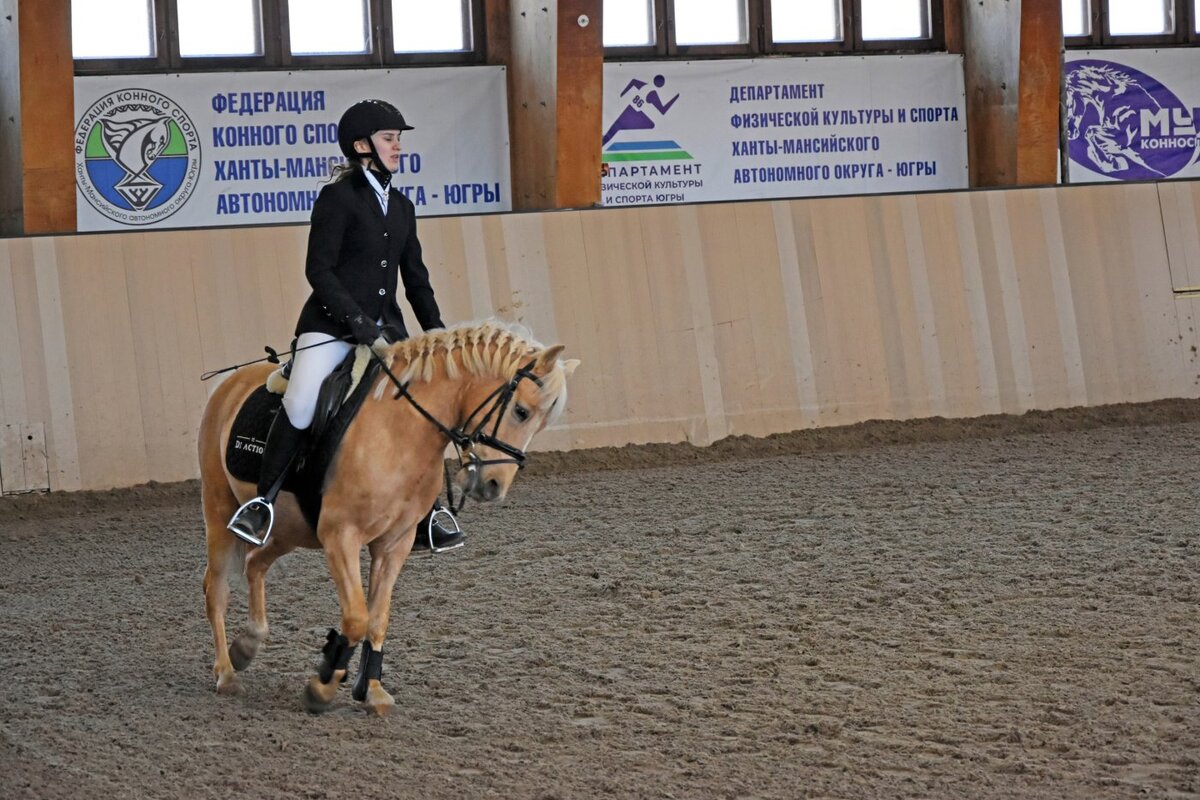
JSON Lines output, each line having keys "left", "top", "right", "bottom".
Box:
{"left": 98, "top": 116, "right": 172, "bottom": 210}
{"left": 1063, "top": 60, "right": 1200, "bottom": 181}
{"left": 75, "top": 89, "right": 202, "bottom": 226}
{"left": 1065, "top": 64, "right": 1165, "bottom": 177}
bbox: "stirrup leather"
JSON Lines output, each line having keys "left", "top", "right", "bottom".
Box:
{"left": 419, "top": 506, "right": 465, "bottom": 554}
{"left": 227, "top": 497, "right": 274, "bottom": 547}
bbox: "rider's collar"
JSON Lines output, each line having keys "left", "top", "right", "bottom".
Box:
{"left": 363, "top": 165, "right": 392, "bottom": 192}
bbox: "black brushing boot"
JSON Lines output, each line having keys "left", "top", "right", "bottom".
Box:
{"left": 352, "top": 640, "right": 383, "bottom": 702}
{"left": 227, "top": 411, "right": 307, "bottom": 546}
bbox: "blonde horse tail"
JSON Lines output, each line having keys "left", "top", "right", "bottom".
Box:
{"left": 229, "top": 538, "right": 250, "bottom": 587}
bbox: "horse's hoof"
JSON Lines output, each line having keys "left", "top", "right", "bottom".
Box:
{"left": 215, "top": 672, "right": 242, "bottom": 696}
{"left": 229, "top": 637, "right": 258, "bottom": 671}
{"left": 366, "top": 702, "right": 393, "bottom": 717}
{"left": 364, "top": 685, "right": 395, "bottom": 716}
{"left": 303, "top": 677, "right": 337, "bottom": 714}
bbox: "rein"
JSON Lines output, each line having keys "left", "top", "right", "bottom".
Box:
{"left": 369, "top": 350, "right": 543, "bottom": 513}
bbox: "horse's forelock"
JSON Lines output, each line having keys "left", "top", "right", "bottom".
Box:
{"left": 537, "top": 362, "right": 569, "bottom": 426}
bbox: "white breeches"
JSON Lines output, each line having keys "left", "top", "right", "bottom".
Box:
{"left": 280, "top": 331, "right": 354, "bottom": 429}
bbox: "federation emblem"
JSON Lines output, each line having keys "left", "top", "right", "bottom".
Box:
{"left": 75, "top": 89, "right": 202, "bottom": 226}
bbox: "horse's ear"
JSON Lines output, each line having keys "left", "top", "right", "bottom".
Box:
{"left": 535, "top": 344, "right": 565, "bottom": 371}
{"left": 561, "top": 358, "right": 580, "bottom": 378}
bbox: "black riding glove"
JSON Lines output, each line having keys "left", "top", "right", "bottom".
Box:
{"left": 348, "top": 313, "right": 381, "bottom": 346}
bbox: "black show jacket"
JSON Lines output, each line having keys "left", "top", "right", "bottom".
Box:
{"left": 295, "top": 168, "right": 444, "bottom": 340}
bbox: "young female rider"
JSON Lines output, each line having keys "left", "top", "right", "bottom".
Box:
{"left": 227, "top": 99, "right": 464, "bottom": 552}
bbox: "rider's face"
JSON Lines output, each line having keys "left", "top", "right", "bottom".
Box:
{"left": 355, "top": 129, "right": 403, "bottom": 173}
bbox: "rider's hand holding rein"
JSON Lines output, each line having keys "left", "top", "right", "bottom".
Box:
{"left": 349, "top": 313, "right": 389, "bottom": 358}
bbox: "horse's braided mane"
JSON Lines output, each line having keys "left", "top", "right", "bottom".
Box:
{"left": 371, "top": 320, "right": 567, "bottom": 415}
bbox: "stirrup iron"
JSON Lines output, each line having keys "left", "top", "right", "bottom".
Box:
{"left": 227, "top": 497, "right": 274, "bottom": 547}
{"left": 421, "top": 506, "right": 465, "bottom": 554}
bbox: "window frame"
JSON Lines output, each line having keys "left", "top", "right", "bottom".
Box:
{"left": 73, "top": 0, "right": 486, "bottom": 75}
{"left": 604, "top": 0, "right": 947, "bottom": 59}
{"left": 1065, "top": 0, "right": 1199, "bottom": 47}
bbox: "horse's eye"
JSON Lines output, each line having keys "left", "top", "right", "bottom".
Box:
{"left": 513, "top": 405, "right": 530, "bottom": 422}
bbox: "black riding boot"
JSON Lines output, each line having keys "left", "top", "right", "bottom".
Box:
{"left": 411, "top": 503, "right": 466, "bottom": 553}
{"left": 227, "top": 411, "right": 307, "bottom": 546}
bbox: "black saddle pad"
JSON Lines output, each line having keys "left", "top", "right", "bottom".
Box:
{"left": 225, "top": 356, "right": 382, "bottom": 529}
{"left": 225, "top": 386, "right": 280, "bottom": 482}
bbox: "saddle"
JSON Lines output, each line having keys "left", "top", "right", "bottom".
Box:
{"left": 225, "top": 347, "right": 381, "bottom": 529}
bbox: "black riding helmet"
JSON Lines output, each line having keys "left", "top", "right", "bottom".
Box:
{"left": 337, "top": 99, "right": 413, "bottom": 161}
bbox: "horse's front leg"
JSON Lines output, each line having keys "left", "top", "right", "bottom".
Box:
{"left": 304, "top": 530, "right": 369, "bottom": 713}
{"left": 351, "top": 536, "right": 414, "bottom": 715}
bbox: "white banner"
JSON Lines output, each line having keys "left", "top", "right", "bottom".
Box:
{"left": 73, "top": 67, "right": 511, "bottom": 231}
{"left": 601, "top": 56, "right": 967, "bottom": 207}
{"left": 1065, "top": 49, "right": 1200, "bottom": 183}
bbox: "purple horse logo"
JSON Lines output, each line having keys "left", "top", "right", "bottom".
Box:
{"left": 1065, "top": 60, "right": 1199, "bottom": 181}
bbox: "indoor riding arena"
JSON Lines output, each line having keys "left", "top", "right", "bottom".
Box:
{"left": 2, "top": 2, "right": 1199, "bottom": 799}
{"left": 2, "top": 401, "right": 1200, "bottom": 799}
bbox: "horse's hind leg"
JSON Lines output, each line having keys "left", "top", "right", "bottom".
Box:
{"left": 227, "top": 537, "right": 290, "bottom": 670}
{"left": 203, "top": 484, "right": 245, "bottom": 695}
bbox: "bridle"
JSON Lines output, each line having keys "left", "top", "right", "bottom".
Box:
{"left": 371, "top": 351, "right": 544, "bottom": 509}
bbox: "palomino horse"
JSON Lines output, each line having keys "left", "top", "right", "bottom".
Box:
{"left": 200, "top": 321, "right": 578, "bottom": 713}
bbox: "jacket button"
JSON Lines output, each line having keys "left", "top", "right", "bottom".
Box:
{"left": 378, "top": 288, "right": 386, "bottom": 296}
{"left": 383, "top": 232, "right": 389, "bottom": 239}
{"left": 380, "top": 259, "right": 387, "bottom": 268}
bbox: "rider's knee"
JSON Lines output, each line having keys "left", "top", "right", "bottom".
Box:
{"left": 280, "top": 394, "right": 315, "bottom": 430}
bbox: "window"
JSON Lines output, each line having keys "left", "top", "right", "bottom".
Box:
{"left": 1064, "top": 0, "right": 1198, "bottom": 45}
{"left": 287, "top": 0, "right": 370, "bottom": 55}
{"left": 674, "top": 0, "right": 747, "bottom": 46}
{"left": 770, "top": 0, "right": 840, "bottom": 43}
{"left": 604, "top": 0, "right": 657, "bottom": 46}
{"left": 603, "top": 0, "right": 943, "bottom": 56}
{"left": 1062, "top": 0, "right": 1091, "bottom": 36}
{"left": 177, "top": 0, "right": 262, "bottom": 57}
{"left": 72, "top": 0, "right": 156, "bottom": 59}
{"left": 1108, "top": 0, "right": 1172, "bottom": 35}
{"left": 391, "top": 0, "right": 472, "bottom": 53}
{"left": 73, "top": 0, "right": 484, "bottom": 73}
{"left": 862, "top": 0, "right": 930, "bottom": 41}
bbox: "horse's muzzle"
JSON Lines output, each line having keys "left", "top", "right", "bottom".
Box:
{"left": 458, "top": 465, "right": 505, "bottom": 503}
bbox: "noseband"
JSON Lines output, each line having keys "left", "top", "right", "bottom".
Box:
{"left": 372, "top": 351, "right": 543, "bottom": 476}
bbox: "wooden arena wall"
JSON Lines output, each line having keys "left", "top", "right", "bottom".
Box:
{"left": 2, "top": 179, "right": 1199, "bottom": 492}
